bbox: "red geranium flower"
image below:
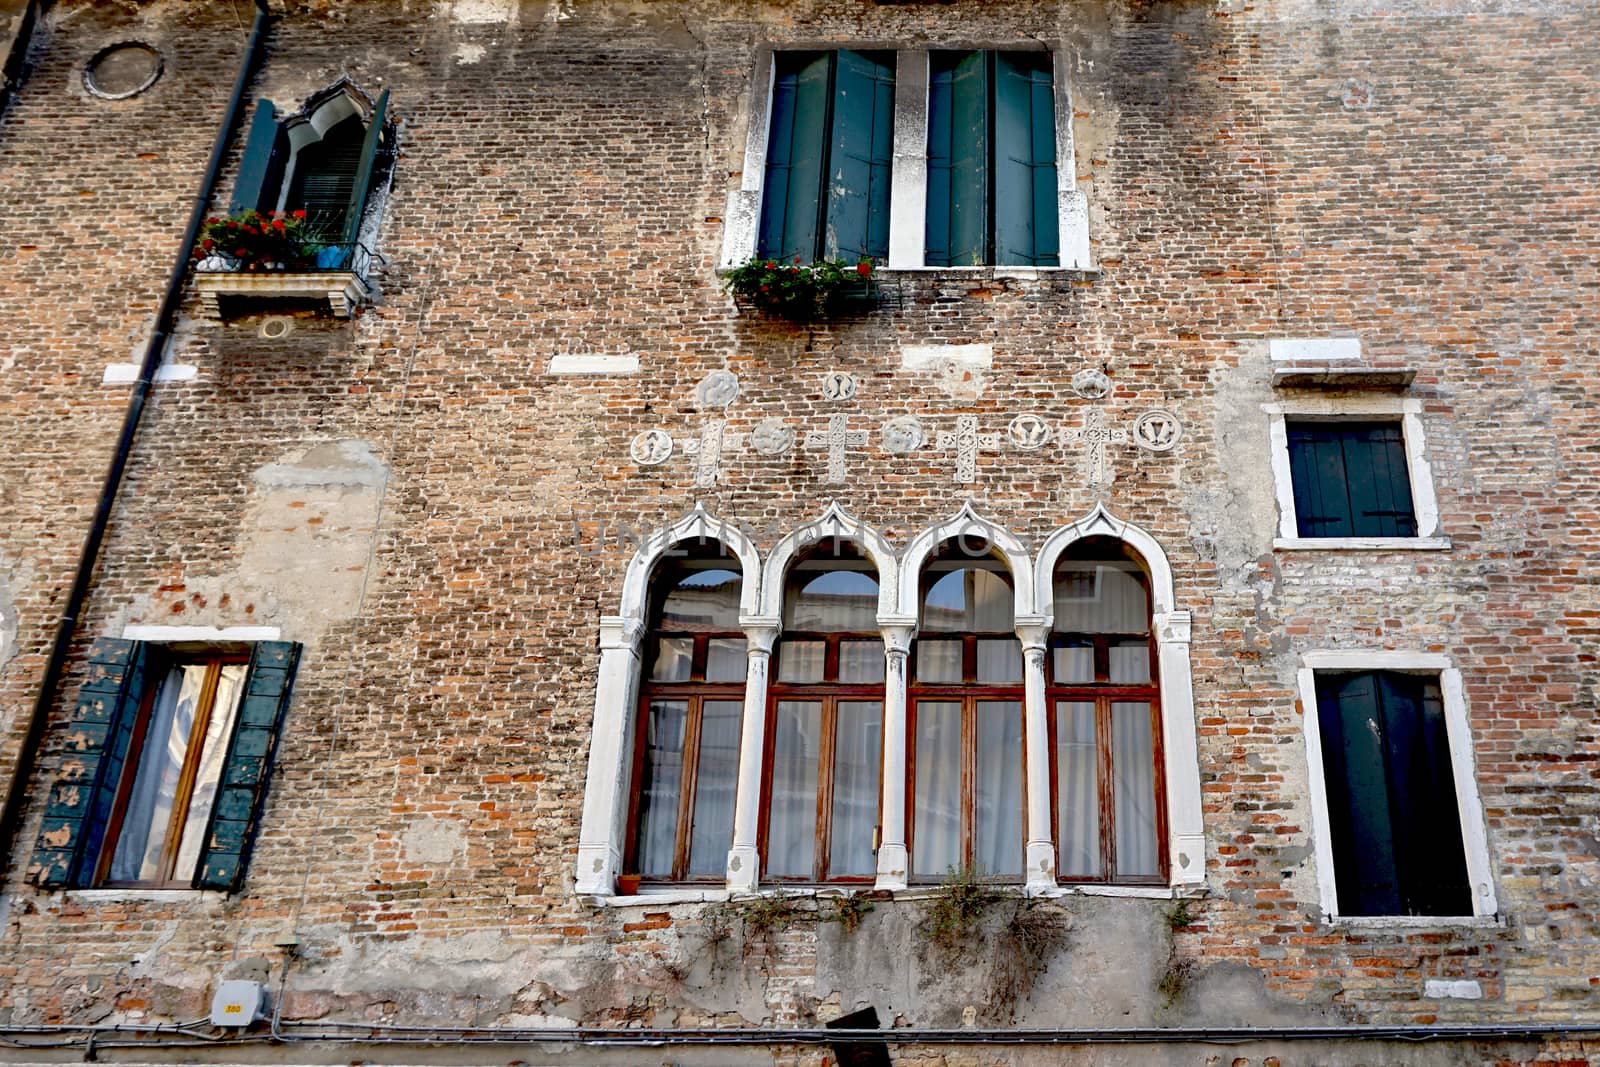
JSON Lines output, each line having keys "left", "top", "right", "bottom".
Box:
{"left": 856, "top": 261, "right": 872, "bottom": 277}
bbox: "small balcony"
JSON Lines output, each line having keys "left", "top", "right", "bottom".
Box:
{"left": 193, "top": 241, "right": 375, "bottom": 319}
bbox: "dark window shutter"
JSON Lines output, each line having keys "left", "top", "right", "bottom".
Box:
{"left": 993, "top": 52, "right": 1058, "bottom": 267}
{"left": 341, "top": 89, "right": 390, "bottom": 246}
{"left": 824, "top": 50, "right": 895, "bottom": 263}
{"left": 194, "top": 641, "right": 301, "bottom": 892}
{"left": 1317, "top": 672, "right": 1402, "bottom": 915}
{"left": 27, "top": 639, "right": 149, "bottom": 888}
{"left": 926, "top": 51, "right": 990, "bottom": 267}
{"left": 1287, "top": 421, "right": 1416, "bottom": 538}
{"left": 229, "top": 100, "right": 284, "bottom": 215}
{"left": 287, "top": 114, "right": 367, "bottom": 239}
{"left": 757, "top": 54, "right": 831, "bottom": 262}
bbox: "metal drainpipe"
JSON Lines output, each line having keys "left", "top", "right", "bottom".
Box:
{"left": 0, "top": 0, "right": 272, "bottom": 887}
{"left": 0, "top": 0, "right": 45, "bottom": 125}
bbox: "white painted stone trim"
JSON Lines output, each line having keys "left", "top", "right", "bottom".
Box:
{"left": 718, "top": 48, "right": 775, "bottom": 269}
{"left": 574, "top": 616, "right": 645, "bottom": 896}
{"left": 588, "top": 881, "right": 1194, "bottom": 908}
{"left": 121, "top": 624, "right": 282, "bottom": 642}
{"left": 617, "top": 504, "right": 763, "bottom": 623}
{"left": 1052, "top": 48, "right": 1091, "bottom": 270}
{"left": 546, "top": 355, "right": 639, "bottom": 375}
{"left": 888, "top": 50, "right": 929, "bottom": 271}
{"left": 726, "top": 618, "right": 779, "bottom": 892}
{"left": 1269, "top": 337, "right": 1363, "bottom": 362}
{"left": 1265, "top": 396, "right": 1443, "bottom": 546}
{"left": 1296, "top": 656, "right": 1499, "bottom": 922}
{"left": 875, "top": 617, "right": 916, "bottom": 891}
{"left": 102, "top": 363, "right": 198, "bottom": 385}
{"left": 1425, "top": 979, "right": 1485, "bottom": 999}
{"left": 897, "top": 502, "right": 1037, "bottom": 619}
{"left": 1017, "top": 618, "right": 1055, "bottom": 890}
{"left": 759, "top": 502, "right": 899, "bottom": 618}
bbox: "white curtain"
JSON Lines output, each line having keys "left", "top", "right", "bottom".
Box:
{"left": 1112, "top": 701, "right": 1159, "bottom": 876}
{"left": 634, "top": 700, "right": 687, "bottom": 877}
{"left": 913, "top": 701, "right": 962, "bottom": 877}
{"left": 687, "top": 699, "right": 742, "bottom": 877}
{"left": 171, "top": 664, "right": 245, "bottom": 879}
{"left": 830, "top": 701, "right": 882, "bottom": 878}
{"left": 1054, "top": 562, "right": 1147, "bottom": 633}
{"left": 1055, "top": 701, "right": 1100, "bottom": 877}
{"left": 109, "top": 665, "right": 197, "bottom": 883}
{"left": 766, "top": 701, "right": 820, "bottom": 878}
{"left": 973, "top": 700, "right": 1022, "bottom": 876}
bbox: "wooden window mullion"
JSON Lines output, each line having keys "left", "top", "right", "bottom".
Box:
{"left": 1097, "top": 697, "right": 1115, "bottom": 879}
{"left": 961, "top": 695, "right": 977, "bottom": 872}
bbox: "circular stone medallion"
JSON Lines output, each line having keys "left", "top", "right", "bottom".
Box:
{"left": 750, "top": 418, "right": 796, "bottom": 456}
{"left": 1007, "top": 414, "right": 1051, "bottom": 451}
{"left": 1132, "top": 409, "right": 1183, "bottom": 452}
{"left": 84, "top": 42, "right": 164, "bottom": 99}
{"left": 1071, "top": 368, "right": 1113, "bottom": 400}
{"left": 629, "top": 429, "right": 674, "bottom": 466}
{"left": 881, "top": 416, "right": 926, "bottom": 454}
{"left": 820, "top": 371, "right": 858, "bottom": 402}
{"left": 695, "top": 370, "right": 740, "bottom": 409}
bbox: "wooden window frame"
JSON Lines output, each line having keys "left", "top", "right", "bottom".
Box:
{"left": 95, "top": 651, "right": 249, "bottom": 889}
{"left": 761, "top": 630, "right": 886, "bottom": 884}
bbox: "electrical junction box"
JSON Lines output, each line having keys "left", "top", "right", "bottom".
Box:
{"left": 210, "top": 980, "right": 266, "bottom": 1027}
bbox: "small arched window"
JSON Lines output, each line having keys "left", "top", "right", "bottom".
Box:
{"left": 909, "top": 544, "right": 1024, "bottom": 881}
{"left": 625, "top": 546, "right": 746, "bottom": 883}
{"left": 764, "top": 543, "right": 884, "bottom": 883}
{"left": 1049, "top": 539, "right": 1164, "bottom": 884}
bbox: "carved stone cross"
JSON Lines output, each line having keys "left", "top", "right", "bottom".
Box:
{"left": 936, "top": 415, "right": 1003, "bottom": 484}
{"left": 679, "top": 421, "right": 729, "bottom": 489}
{"left": 803, "top": 414, "right": 868, "bottom": 484}
{"left": 1066, "top": 408, "right": 1128, "bottom": 486}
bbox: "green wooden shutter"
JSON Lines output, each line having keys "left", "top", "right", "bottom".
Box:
{"left": 926, "top": 51, "right": 990, "bottom": 267}
{"left": 1346, "top": 424, "right": 1416, "bottom": 537}
{"left": 1317, "top": 672, "right": 1402, "bottom": 915}
{"left": 757, "top": 54, "right": 831, "bottom": 262}
{"left": 194, "top": 641, "right": 301, "bottom": 892}
{"left": 825, "top": 50, "right": 895, "bottom": 263}
{"left": 993, "top": 52, "right": 1058, "bottom": 266}
{"left": 229, "top": 100, "right": 283, "bottom": 215}
{"left": 27, "top": 639, "right": 149, "bottom": 888}
{"left": 1376, "top": 674, "right": 1471, "bottom": 915}
{"left": 341, "top": 89, "right": 390, "bottom": 246}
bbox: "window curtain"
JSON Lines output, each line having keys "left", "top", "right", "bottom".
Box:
{"left": 1111, "top": 702, "right": 1159, "bottom": 877}
{"left": 1056, "top": 701, "right": 1100, "bottom": 877}
{"left": 108, "top": 665, "right": 194, "bottom": 883}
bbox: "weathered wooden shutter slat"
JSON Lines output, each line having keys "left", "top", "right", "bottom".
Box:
{"left": 757, "top": 54, "right": 830, "bottom": 262}
{"left": 993, "top": 52, "right": 1058, "bottom": 267}
{"left": 28, "top": 639, "right": 147, "bottom": 888}
{"left": 195, "top": 641, "right": 301, "bottom": 892}
{"left": 1347, "top": 424, "right": 1416, "bottom": 537}
{"left": 926, "top": 52, "right": 989, "bottom": 267}
{"left": 825, "top": 50, "right": 895, "bottom": 263}
{"left": 229, "top": 101, "right": 281, "bottom": 215}
{"left": 340, "top": 89, "right": 390, "bottom": 246}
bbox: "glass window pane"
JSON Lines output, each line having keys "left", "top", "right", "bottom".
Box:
{"left": 1108, "top": 638, "right": 1151, "bottom": 684}
{"left": 915, "top": 639, "right": 963, "bottom": 683}
{"left": 705, "top": 638, "right": 748, "bottom": 682}
{"left": 1111, "top": 702, "right": 1159, "bottom": 878}
{"left": 649, "top": 637, "right": 694, "bottom": 682}
{"left": 661, "top": 566, "right": 742, "bottom": 628}
{"left": 786, "top": 569, "right": 879, "bottom": 631}
{"left": 838, "top": 639, "right": 884, "bottom": 683}
{"left": 777, "top": 640, "right": 826, "bottom": 683}
{"left": 921, "top": 565, "right": 1016, "bottom": 631}
{"left": 921, "top": 569, "right": 968, "bottom": 630}
{"left": 766, "top": 701, "right": 821, "bottom": 880}
{"left": 635, "top": 700, "right": 688, "bottom": 877}
{"left": 976, "top": 638, "right": 1022, "bottom": 684}
{"left": 1055, "top": 700, "right": 1100, "bottom": 878}
{"left": 971, "top": 568, "right": 1014, "bottom": 630}
{"left": 1052, "top": 641, "right": 1094, "bottom": 684}
{"left": 974, "top": 700, "right": 1022, "bottom": 877}
{"left": 687, "top": 700, "right": 743, "bottom": 877}
{"left": 110, "top": 664, "right": 206, "bottom": 883}
{"left": 829, "top": 702, "right": 883, "bottom": 879}
{"left": 913, "top": 701, "right": 962, "bottom": 879}
{"left": 172, "top": 664, "right": 246, "bottom": 880}
{"left": 1053, "top": 560, "right": 1149, "bottom": 633}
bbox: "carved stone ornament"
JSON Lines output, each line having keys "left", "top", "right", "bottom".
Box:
{"left": 1072, "top": 368, "right": 1113, "bottom": 400}
{"left": 750, "top": 418, "right": 796, "bottom": 456}
{"left": 695, "top": 370, "right": 740, "bottom": 409}
{"left": 1133, "top": 409, "right": 1183, "bottom": 452}
{"left": 820, "top": 371, "right": 858, "bottom": 402}
{"left": 881, "top": 416, "right": 926, "bottom": 454}
{"left": 1007, "top": 414, "right": 1051, "bottom": 451}
{"left": 629, "top": 429, "right": 674, "bottom": 466}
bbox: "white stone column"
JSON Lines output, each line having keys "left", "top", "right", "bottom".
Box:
{"left": 726, "top": 617, "right": 780, "bottom": 893}
{"left": 574, "top": 616, "right": 645, "bottom": 896}
{"left": 888, "top": 51, "right": 929, "bottom": 270}
{"left": 1016, "top": 616, "right": 1056, "bottom": 891}
{"left": 875, "top": 616, "right": 917, "bottom": 890}
{"left": 1154, "top": 610, "right": 1205, "bottom": 885}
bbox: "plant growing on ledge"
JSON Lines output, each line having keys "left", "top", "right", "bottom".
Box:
{"left": 723, "top": 255, "right": 877, "bottom": 322}
{"left": 192, "top": 209, "right": 314, "bottom": 272}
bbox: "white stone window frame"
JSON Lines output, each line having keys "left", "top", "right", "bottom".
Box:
{"left": 1296, "top": 650, "right": 1499, "bottom": 926}
{"left": 719, "top": 46, "right": 1092, "bottom": 273}
{"left": 1265, "top": 395, "right": 1450, "bottom": 551}
{"left": 575, "top": 502, "right": 1203, "bottom": 901}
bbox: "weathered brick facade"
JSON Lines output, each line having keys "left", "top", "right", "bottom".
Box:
{"left": 0, "top": 0, "right": 1596, "bottom": 1064}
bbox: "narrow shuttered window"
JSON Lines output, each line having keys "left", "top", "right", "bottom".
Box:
{"left": 1315, "top": 671, "right": 1471, "bottom": 917}
{"left": 286, "top": 114, "right": 367, "bottom": 238}
{"left": 757, "top": 51, "right": 894, "bottom": 264}
{"left": 926, "top": 51, "right": 1058, "bottom": 267}
{"left": 1287, "top": 421, "right": 1417, "bottom": 538}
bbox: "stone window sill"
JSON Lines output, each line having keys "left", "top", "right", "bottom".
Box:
{"left": 1327, "top": 913, "right": 1503, "bottom": 930}
{"left": 194, "top": 269, "right": 370, "bottom": 319}
{"left": 586, "top": 882, "right": 1202, "bottom": 908}
{"left": 57, "top": 887, "right": 228, "bottom": 906}
{"left": 883, "top": 265, "right": 1101, "bottom": 281}
{"left": 1274, "top": 536, "right": 1451, "bottom": 551}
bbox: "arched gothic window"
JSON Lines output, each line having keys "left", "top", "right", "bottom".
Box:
{"left": 1049, "top": 538, "right": 1165, "bottom": 883}
{"left": 625, "top": 547, "right": 746, "bottom": 883}
{"left": 763, "top": 543, "right": 884, "bottom": 883}
{"left": 909, "top": 545, "right": 1024, "bottom": 881}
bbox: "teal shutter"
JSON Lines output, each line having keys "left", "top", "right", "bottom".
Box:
{"left": 926, "top": 52, "right": 990, "bottom": 267}
{"left": 194, "top": 641, "right": 301, "bottom": 892}
{"left": 1288, "top": 422, "right": 1416, "bottom": 538}
{"left": 825, "top": 50, "right": 895, "bottom": 262}
{"left": 1317, "top": 672, "right": 1402, "bottom": 915}
{"left": 229, "top": 101, "right": 283, "bottom": 215}
{"left": 341, "top": 89, "right": 390, "bottom": 246}
{"left": 757, "top": 54, "right": 831, "bottom": 262}
{"left": 27, "top": 639, "right": 149, "bottom": 888}
{"left": 993, "top": 52, "right": 1058, "bottom": 266}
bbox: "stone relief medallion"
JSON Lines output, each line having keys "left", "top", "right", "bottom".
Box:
{"left": 1007, "top": 414, "right": 1051, "bottom": 451}
{"left": 820, "top": 371, "right": 858, "bottom": 402}
{"left": 1072, "top": 369, "right": 1113, "bottom": 400}
{"left": 750, "top": 418, "right": 796, "bottom": 456}
{"left": 695, "top": 370, "right": 740, "bottom": 409}
{"left": 1133, "top": 409, "right": 1183, "bottom": 452}
{"left": 881, "top": 416, "right": 926, "bottom": 454}
{"left": 629, "top": 429, "right": 674, "bottom": 466}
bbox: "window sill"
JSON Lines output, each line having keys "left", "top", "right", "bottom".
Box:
{"left": 57, "top": 887, "right": 229, "bottom": 905}
{"left": 883, "top": 265, "right": 1101, "bottom": 280}
{"left": 585, "top": 882, "right": 1202, "bottom": 907}
{"left": 1274, "top": 536, "right": 1451, "bottom": 551}
{"left": 1326, "top": 913, "right": 1504, "bottom": 930}
{"left": 194, "top": 269, "right": 371, "bottom": 319}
